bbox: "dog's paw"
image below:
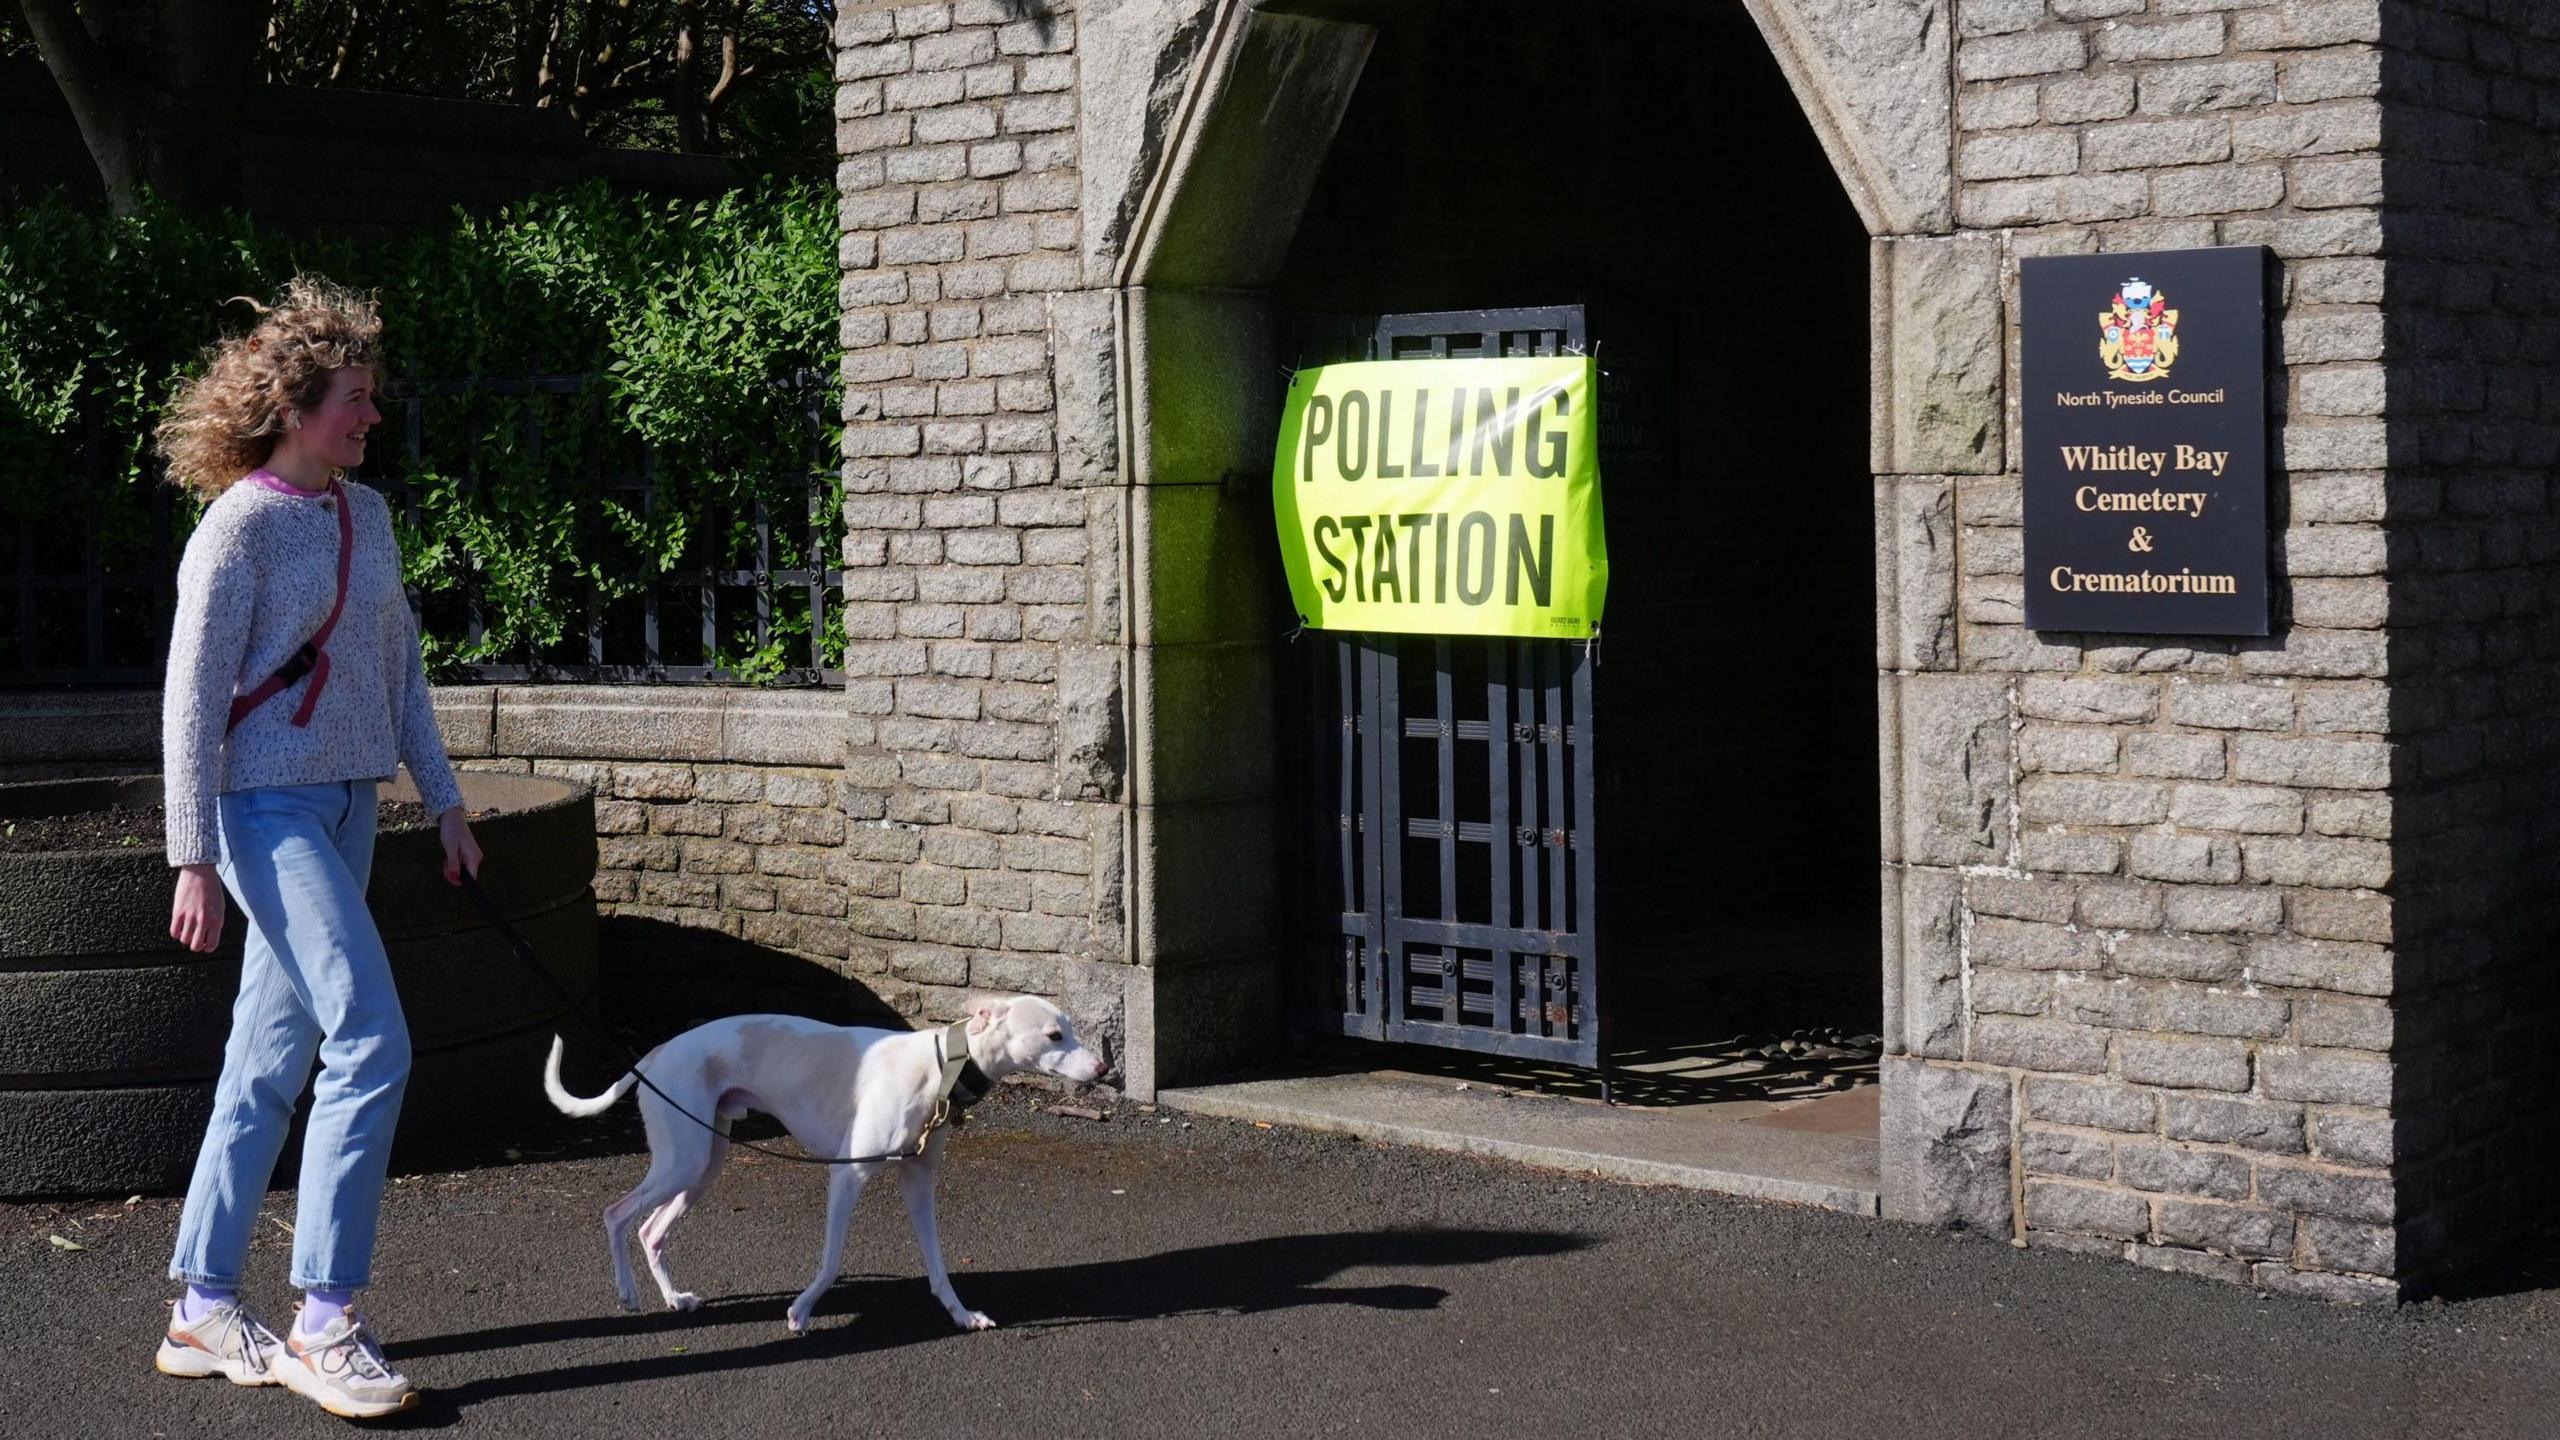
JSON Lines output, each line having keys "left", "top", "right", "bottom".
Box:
{"left": 785, "top": 1306, "right": 810, "bottom": 1334}
{"left": 954, "top": 1310, "right": 996, "bottom": 1332}
{"left": 667, "top": 1292, "right": 701, "bottom": 1312}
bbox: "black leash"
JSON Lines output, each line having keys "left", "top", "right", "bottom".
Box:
{"left": 455, "top": 870, "right": 967, "bottom": 1167}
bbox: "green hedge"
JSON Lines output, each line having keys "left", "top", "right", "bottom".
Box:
{"left": 0, "top": 180, "right": 843, "bottom": 683}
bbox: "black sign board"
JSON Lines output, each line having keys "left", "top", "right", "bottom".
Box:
{"left": 2021, "top": 246, "right": 2269, "bottom": 636}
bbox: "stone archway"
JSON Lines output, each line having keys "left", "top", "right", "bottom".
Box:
{"left": 1084, "top": 0, "right": 1977, "bottom": 1148}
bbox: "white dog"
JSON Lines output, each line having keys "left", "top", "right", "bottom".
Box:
{"left": 542, "top": 994, "right": 1105, "bottom": 1333}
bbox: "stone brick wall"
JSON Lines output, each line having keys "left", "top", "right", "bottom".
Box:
{"left": 435, "top": 686, "right": 885, "bottom": 1028}
{"left": 1888, "top": 0, "right": 2410, "bottom": 1300}
{"left": 2371, "top": 0, "right": 2560, "bottom": 1281}
{"left": 833, "top": 0, "right": 1126, "bottom": 1027}
{"left": 452, "top": 753, "right": 885, "bottom": 1027}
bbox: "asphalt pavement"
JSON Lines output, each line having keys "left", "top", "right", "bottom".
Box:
{"left": 6, "top": 1087, "right": 2558, "bottom": 1438}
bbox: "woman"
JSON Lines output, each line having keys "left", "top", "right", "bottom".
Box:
{"left": 152, "top": 277, "right": 480, "bottom": 1421}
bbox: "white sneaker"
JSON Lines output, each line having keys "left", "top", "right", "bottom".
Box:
{"left": 155, "top": 1295, "right": 289, "bottom": 1386}
{"left": 278, "top": 1306, "right": 419, "bottom": 1419}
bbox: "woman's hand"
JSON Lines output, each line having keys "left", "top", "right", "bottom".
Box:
{"left": 439, "top": 806, "right": 484, "bottom": 886}
{"left": 170, "top": 864, "right": 226, "bottom": 953}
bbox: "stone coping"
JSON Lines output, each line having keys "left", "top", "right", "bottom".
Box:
{"left": 0, "top": 684, "right": 850, "bottom": 771}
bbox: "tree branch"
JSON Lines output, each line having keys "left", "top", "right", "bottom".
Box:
{"left": 264, "top": 2, "right": 286, "bottom": 86}
{"left": 17, "top": 0, "right": 113, "bottom": 134}
{"left": 574, "top": 46, "right": 675, "bottom": 118}
{"left": 19, "top": 0, "right": 138, "bottom": 206}
{"left": 327, "top": 1, "right": 365, "bottom": 85}
{"left": 514, "top": 0, "right": 565, "bottom": 107}
{"left": 24, "top": 0, "right": 262, "bottom": 213}
{"left": 576, "top": 0, "right": 639, "bottom": 108}
{"left": 705, "top": 22, "right": 740, "bottom": 111}
{"left": 706, "top": 60, "right": 758, "bottom": 112}
{"left": 540, "top": 6, "right": 569, "bottom": 105}
{"left": 671, "top": 0, "right": 705, "bottom": 153}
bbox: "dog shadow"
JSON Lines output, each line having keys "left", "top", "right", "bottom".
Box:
{"left": 376, "top": 1225, "right": 1588, "bottom": 1423}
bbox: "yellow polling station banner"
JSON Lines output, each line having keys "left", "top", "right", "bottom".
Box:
{"left": 1271, "top": 356, "right": 1608, "bottom": 639}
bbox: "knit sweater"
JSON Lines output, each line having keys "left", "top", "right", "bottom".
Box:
{"left": 161, "top": 473, "right": 465, "bottom": 867}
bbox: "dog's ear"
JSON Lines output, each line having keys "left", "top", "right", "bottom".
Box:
{"left": 967, "top": 996, "right": 1006, "bottom": 1035}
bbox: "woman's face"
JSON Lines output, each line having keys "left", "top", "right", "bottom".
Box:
{"left": 288, "top": 367, "right": 382, "bottom": 473}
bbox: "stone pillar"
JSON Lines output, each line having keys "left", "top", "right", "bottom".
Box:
{"left": 834, "top": 0, "right": 1139, "bottom": 1053}
{"left": 831, "top": 0, "right": 1363, "bottom": 1093}
{"left": 1882, "top": 0, "right": 2430, "bottom": 1300}
{"left": 2367, "top": 0, "right": 2560, "bottom": 1287}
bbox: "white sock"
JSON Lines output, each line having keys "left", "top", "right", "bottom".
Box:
{"left": 297, "top": 1288, "right": 354, "bottom": 1336}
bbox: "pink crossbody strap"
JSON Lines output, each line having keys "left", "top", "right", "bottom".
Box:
{"left": 226, "top": 477, "right": 353, "bottom": 734}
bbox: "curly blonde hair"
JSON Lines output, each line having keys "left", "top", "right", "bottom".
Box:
{"left": 155, "top": 276, "right": 385, "bottom": 502}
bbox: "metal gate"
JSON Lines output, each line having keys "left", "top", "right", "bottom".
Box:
{"left": 1290, "top": 308, "right": 1602, "bottom": 1071}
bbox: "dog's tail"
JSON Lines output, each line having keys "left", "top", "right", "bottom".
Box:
{"left": 544, "top": 1035, "right": 641, "bottom": 1118}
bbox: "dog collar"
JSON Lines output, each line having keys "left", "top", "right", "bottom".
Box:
{"left": 937, "top": 1020, "right": 993, "bottom": 1111}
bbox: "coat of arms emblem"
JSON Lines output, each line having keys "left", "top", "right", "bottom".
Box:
{"left": 2098, "top": 278, "right": 2179, "bottom": 382}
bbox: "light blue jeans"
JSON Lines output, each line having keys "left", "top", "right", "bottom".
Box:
{"left": 168, "top": 779, "right": 409, "bottom": 1292}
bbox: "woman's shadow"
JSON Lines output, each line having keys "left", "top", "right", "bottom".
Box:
{"left": 378, "top": 1225, "right": 1590, "bottom": 1423}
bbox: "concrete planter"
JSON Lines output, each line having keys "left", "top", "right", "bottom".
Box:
{"left": 0, "top": 770, "right": 598, "bottom": 1199}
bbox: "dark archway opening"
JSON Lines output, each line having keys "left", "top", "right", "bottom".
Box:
{"left": 1271, "top": 0, "right": 1878, "bottom": 1101}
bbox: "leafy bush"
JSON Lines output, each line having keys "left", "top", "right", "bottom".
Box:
{"left": 0, "top": 180, "right": 843, "bottom": 684}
